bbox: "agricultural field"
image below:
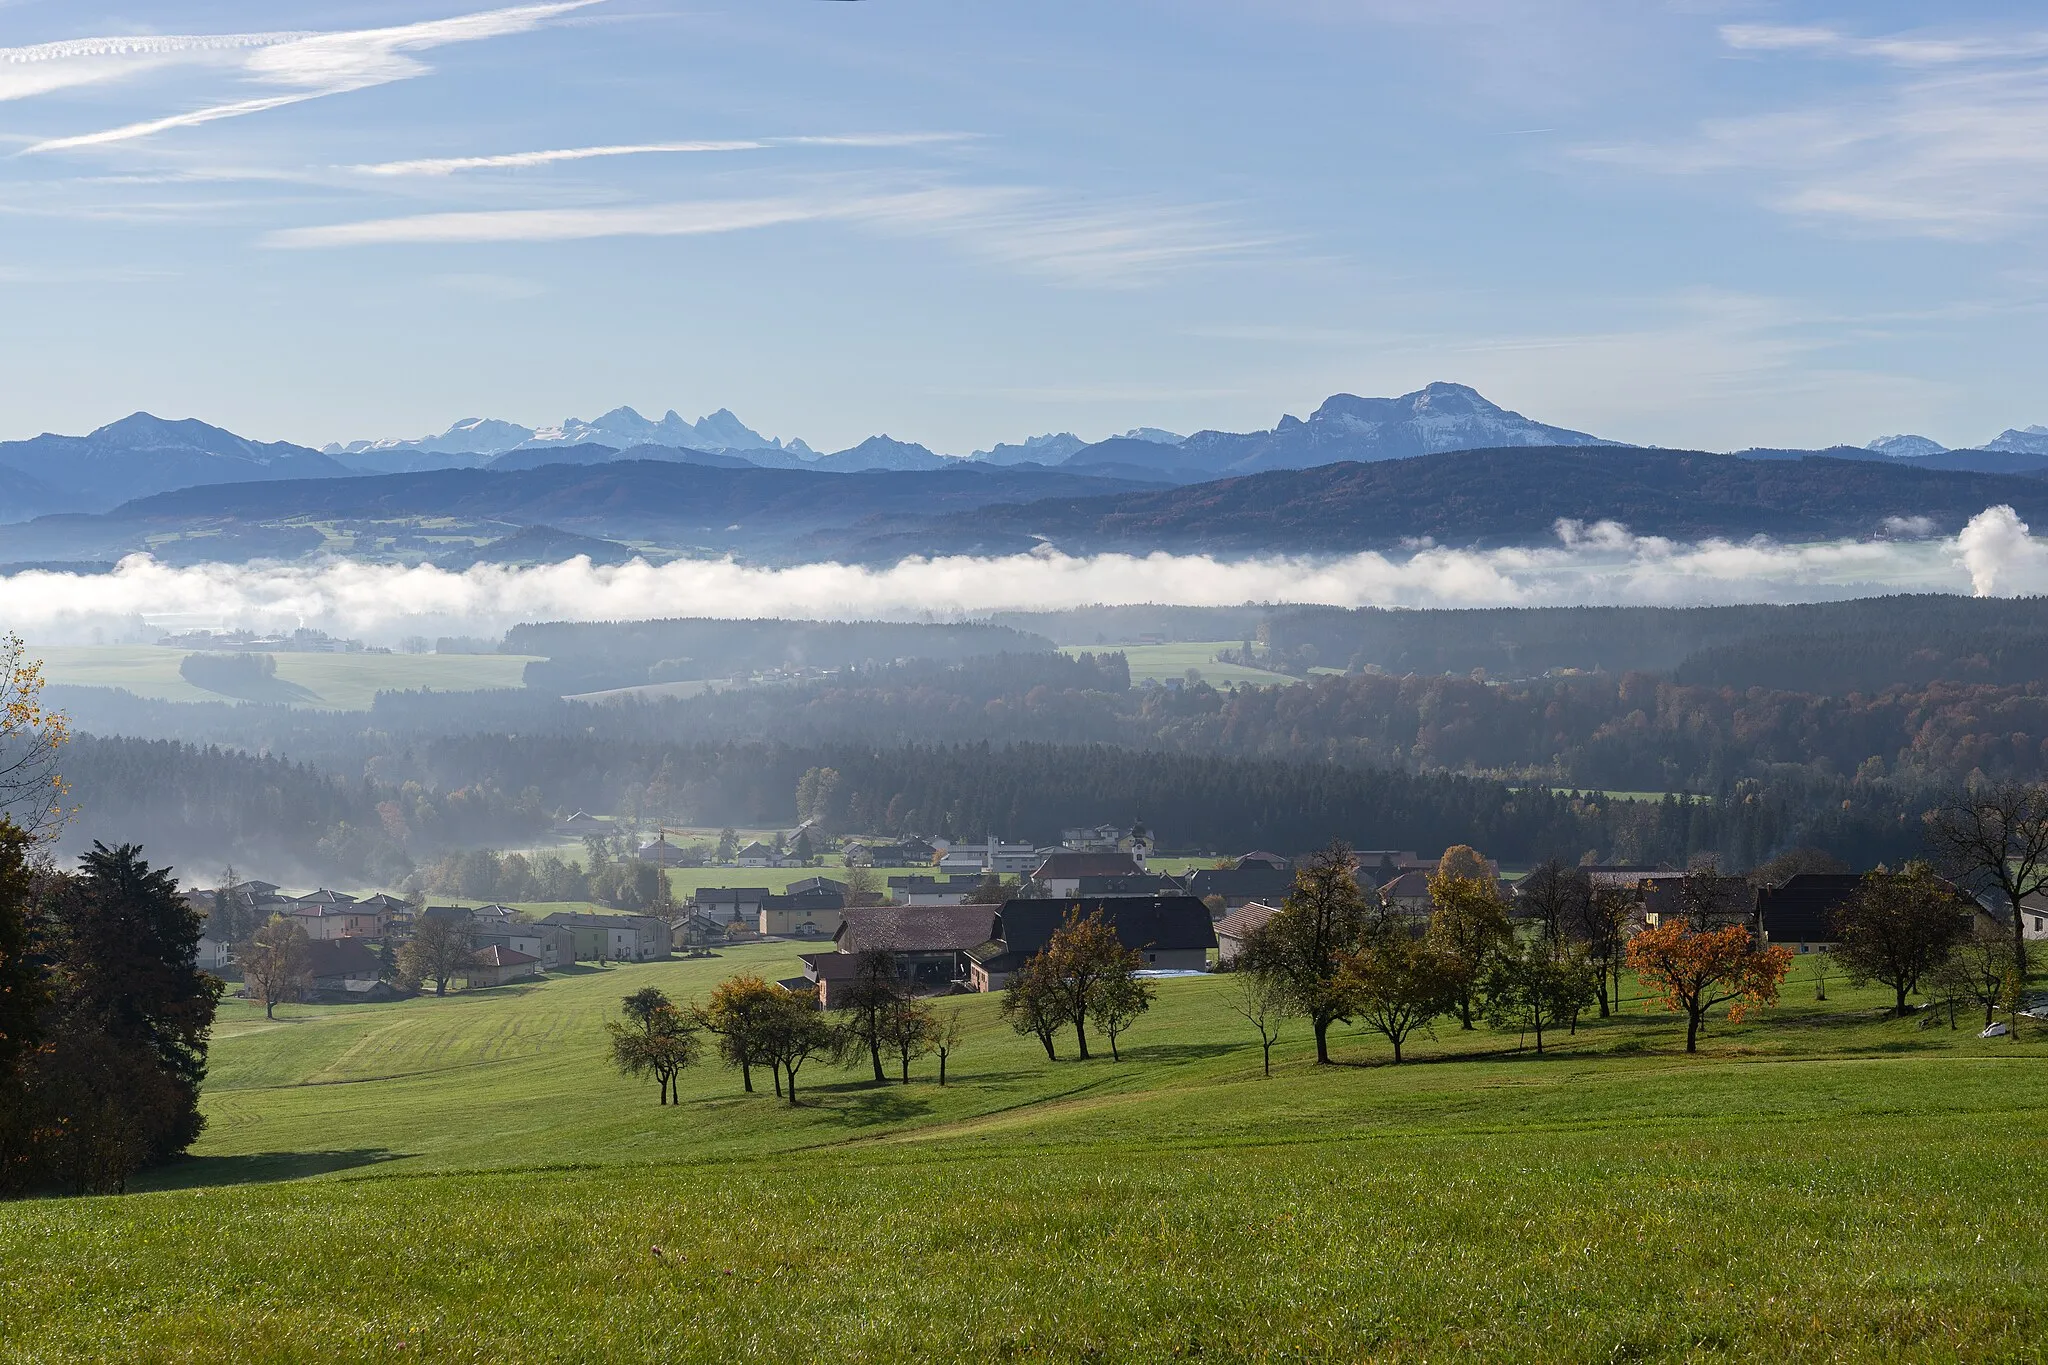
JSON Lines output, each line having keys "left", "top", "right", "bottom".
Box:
{"left": 30, "top": 645, "right": 539, "bottom": 709}
{"left": 1062, "top": 640, "right": 1297, "bottom": 687}
{"left": 6, "top": 946, "right": 2047, "bottom": 1360}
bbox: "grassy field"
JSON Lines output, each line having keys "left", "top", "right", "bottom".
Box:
{"left": 32, "top": 646, "right": 539, "bottom": 709}
{"left": 5, "top": 946, "right": 2046, "bottom": 1361}
{"left": 1063, "top": 640, "right": 1297, "bottom": 687}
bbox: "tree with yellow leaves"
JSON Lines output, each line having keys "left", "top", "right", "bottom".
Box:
{"left": 0, "top": 633, "right": 68, "bottom": 839}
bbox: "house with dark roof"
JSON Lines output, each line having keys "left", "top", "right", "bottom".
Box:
{"left": 832, "top": 905, "right": 997, "bottom": 990}
{"left": 536, "top": 911, "right": 669, "bottom": 961}
{"left": 758, "top": 885, "right": 845, "bottom": 938}
{"left": 1067, "top": 874, "right": 1182, "bottom": 900}
{"left": 1028, "top": 851, "right": 1145, "bottom": 898}
{"left": 690, "top": 886, "right": 770, "bottom": 925}
{"left": 964, "top": 896, "right": 1217, "bottom": 991}
{"left": 1236, "top": 851, "right": 1290, "bottom": 872}
{"left": 1214, "top": 901, "right": 1280, "bottom": 965}
{"left": 305, "top": 938, "right": 390, "bottom": 1000}
{"left": 288, "top": 904, "right": 385, "bottom": 940}
{"left": 1180, "top": 865, "right": 1295, "bottom": 918}
{"left": 475, "top": 922, "right": 573, "bottom": 971}
{"left": 735, "top": 840, "right": 777, "bottom": 868}
{"left": 791, "top": 951, "right": 865, "bottom": 1007}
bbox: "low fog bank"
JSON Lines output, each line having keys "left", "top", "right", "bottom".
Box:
{"left": 3, "top": 506, "right": 2039, "bottom": 646}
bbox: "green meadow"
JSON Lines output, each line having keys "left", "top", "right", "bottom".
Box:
{"left": 1062, "top": 641, "right": 1297, "bottom": 688}
{"left": 5, "top": 946, "right": 2046, "bottom": 1362}
{"left": 33, "top": 646, "right": 539, "bottom": 709}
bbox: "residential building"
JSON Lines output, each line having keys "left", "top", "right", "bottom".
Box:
{"left": 475, "top": 922, "right": 573, "bottom": 970}
{"left": 1180, "top": 865, "right": 1295, "bottom": 918}
{"left": 1027, "top": 851, "right": 1146, "bottom": 898}
{"left": 1214, "top": 901, "right": 1280, "bottom": 965}
{"left": 832, "top": 904, "right": 998, "bottom": 990}
{"left": 636, "top": 839, "right": 691, "bottom": 867}
{"left": 964, "top": 896, "right": 1217, "bottom": 991}
{"left": 759, "top": 885, "right": 845, "bottom": 938}
{"left": 790, "top": 951, "right": 864, "bottom": 1007}
{"left": 556, "top": 810, "right": 608, "bottom": 835}
{"left": 690, "top": 886, "right": 770, "bottom": 926}
{"left": 2010, "top": 892, "right": 2048, "bottom": 941}
{"left": 537, "top": 911, "right": 670, "bottom": 962}
{"left": 466, "top": 945, "right": 541, "bottom": 988}
{"left": 1353, "top": 851, "right": 1425, "bottom": 887}
{"left": 1236, "top": 851, "right": 1290, "bottom": 872}
{"left": 735, "top": 840, "right": 776, "bottom": 868}
{"left": 854, "top": 838, "right": 937, "bottom": 867}
{"left": 196, "top": 936, "right": 234, "bottom": 972}
{"left": 288, "top": 905, "right": 384, "bottom": 941}
{"left": 306, "top": 938, "right": 389, "bottom": 999}
{"left": 887, "top": 874, "right": 990, "bottom": 906}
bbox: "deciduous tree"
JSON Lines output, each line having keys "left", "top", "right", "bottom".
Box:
{"left": 1928, "top": 916, "right": 2023, "bottom": 1029}
{"left": 398, "top": 913, "right": 472, "bottom": 997}
{"left": 1087, "top": 971, "right": 1154, "bottom": 1062}
{"left": 1424, "top": 872, "right": 1512, "bottom": 1030}
{"left": 1485, "top": 941, "right": 1597, "bottom": 1054}
{"left": 1226, "top": 966, "right": 1291, "bottom": 1077}
{"left": 1832, "top": 863, "right": 1972, "bottom": 1015}
{"left": 238, "top": 915, "right": 312, "bottom": 1020}
{"left": 1001, "top": 953, "right": 1065, "bottom": 1060}
{"left": 1339, "top": 932, "right": 1454, "bottom": 1064}
{"left": 1926, "top": 783, "right": 2048, "bottom": 1026}
{"left": 1039, "top": 909, "right": 1140, "bottom": 1061}
{"left": 608, "top": 986, "right": 700, "bottom": 1105}
{"left": 831, "top": 949, "right": 899, "bottom": 1083}
{"left": 0, "top": 633, "right": 68, "bottom": 838}
{"left": 758, "top": 984, "right": 833, "bottom": 1105}
{"left": 694, "top": 973, "right": 780, "bottom": 1094}
{"left": 1627, "top": 922, "right": 1791, "bottom": 1052}
{"left": 1574, "top": 884, "right": 1635, "bottom": 1018}
{"left": 881, "top": 995, "right": 937, "bottom": 1082}
{"left": 1241, "top": 841, "right": 1374, "bottom": 1064}
{"left": 932, "top": 1006, "right": 966, "bottom": 1086}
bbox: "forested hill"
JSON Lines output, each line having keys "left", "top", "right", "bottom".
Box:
{"left": 844, "top": 448, "right": 2048, "bottom": 559}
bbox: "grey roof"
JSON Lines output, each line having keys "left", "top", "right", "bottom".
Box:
{"left": 306, "top": 938, "right": 383, "bottom": 978}
{"left": 987, "top": 896, "right": 1218, "bottom": 960}
{"left": 1182, "top": 867, "right": 1294, "bottom": 900}
{"left": 691, "top": 886, "right": 771, "bottom": 905}
{"left": 1032, "top": 852, "right": 1143, "bottom": 880}
{"left": 834, "top": 905, "right": 999, "bottom": 955}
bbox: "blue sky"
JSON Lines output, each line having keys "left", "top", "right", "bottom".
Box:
{"left": 0, "top": 0, "right": 2041, "bottom": 454}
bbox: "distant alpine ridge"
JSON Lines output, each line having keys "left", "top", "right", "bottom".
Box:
{"left": 5, "top": 380, "right": 2048, "bottom": 525}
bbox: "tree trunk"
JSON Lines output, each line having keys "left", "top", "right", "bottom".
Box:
{"left": 1457, "top": 994, "right": 1474, "bottom": 1030}
{"left": 1533, "top": 1016, "right": 1545, "bottom": 1054}
{"left": 1038, "top": 1030, "right": 1057, "bottom": 1061}
{"left": 785, "top": 1065, "right": 799, "bottom": 1105}
{"left": 900, "top": 1055, "right": 910, "bottom": 1083}
{"left": 1896, "top": 983, "right": 1909, "bottom": 1016}
{"left": 1685, "top": 1008, "right": 1700, "bottom": 1053}
{"left": 869, "top": 1037, "right": 885, "bottom": 1084}
{"left": 1261, "top": 1039, "right": 1272, "bottom": 1076}
{"left": 939, "top": 1052, "right": 948, "bottom": 1086}
{"left": 1313, "top": 1015, "right": 1331, "bottom": 1064}
{"left": 740, "top": 1060, "right": 753, "bottom": 1093}
{"left": 1073, "top": 1013, "right": 1091, "bottom": 1060}
{"left": 772, "top": 1065, "right": 783, "bottom": 1098}
{"left": 1390, "top": 1035, "right": 1402, "bottom": 1064}
{"left": 265, "top": 998, "right": 275, "bottom": 1020}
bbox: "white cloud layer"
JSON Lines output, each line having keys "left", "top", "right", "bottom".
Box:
{"left": 348, "top": 133, "right": 974, "bottom": 176}
{"left": 3, "top": 508, "right": 2041, "bottom": 648}
{"left": 17, "top": 2, "right": 599, "bottom": 154}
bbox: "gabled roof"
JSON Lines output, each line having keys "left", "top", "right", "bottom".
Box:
{"left": 787, "top": 876, "right": 848, "bottom": 897}
{"left": 1754, "top": 873, "right": 1862, "bottom": 942}
{"left": 471, "top": 944, "right": 538, "bottom": 968}
{"left": 1032, "top": 852, "right": 1143, "bottom": 881}
{"left": 987, "top": 896, "right": 1218, "bottom": 960}
{"left": 691, "top": 886, "right": 771, "bottom": 904}
{"left": 357, "top": 893, "right": 409, "bottom": 910}
{"left": 306, "top": 937, "right": 383, "bottom": 978}
{"left": 736, "top": 841, "right": 775, "bottom": 857}
{"left": 294, "top": 888, "right": 358, "bottom": 906}
{"left": 1215, "top": 901, "right": 1281, "bottom": 942}
{"left": 1182, "top": 866, "right": 1294, "bottom": 898}
{"left": 1237, "top": 851, "right": 1290, "bottom": 870}
{"left": 1381, "top": 871, "right": 1433, "bottom": 901}
{"left": 834, "top": 905, "right": 998, "bottom": 956}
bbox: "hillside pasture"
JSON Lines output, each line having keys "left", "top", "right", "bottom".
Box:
{"left": 1063, "top": 640, "right": 1296, "bottom": 687}
{"left": 5, "top": 946, "right": 2046, "bottom": 1360}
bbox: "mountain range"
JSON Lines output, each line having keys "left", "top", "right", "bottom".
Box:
{"left": 7, "top": 381, "right": 2048, "bottom": 530}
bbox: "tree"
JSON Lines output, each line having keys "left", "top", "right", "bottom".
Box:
{"left": 45, "top": 842, "right": 222, "bottom": 1164}
{"left": 1926, "top": 783, "right": 2048, "bottom": 1016}
{"left": 1750, "top": 847, "right": 1849, "bottom": 886}
{"left": 932, "top": 1006, "right": 966, "bottom": 1086}
{"left": 238, "top": 915, "right": 312, "bottom": 1020}
{"left": 963, "top": 875, "right": 1012, "bottom": 905}
{"left": 1240, "top": 842, "right": 1374, "bottom": 1064}
{"left": 1573, "top": 884, "right": 1635, "bottom": 1018}
{"left": 881, "top": 995, "right": 937, "bottom": 1082}
{"left": 844, "top": 862, "right": 884, "bottom": 909}
{"left": 0, "top": 633, "right": 69, "bottom": 838}
{"left": 793, "top": 828, "right": 815, "bottom": 864}
{"left": 398, "top": 913, "right": 472, "bottom": 997}
{"left": 1673, "top": 861, "right": 1754, "bottom": 931}
{"left": 1226, "top": 967, "right": 1292, "bottom": 1077}
{"left": 608, "top": 987, "right": 700, "bottom": 1105}
{"left": 832, "top": 950, "right": 901, "bottom": 1084}
{"left": 1928, "top": 916, "right": 2021, "bottom": 1028}
{"left": 1436, "top": 844, "right": 1493, "bottom": 883}
{"left": 0, "top": 820, "right": 45, "bottom": 1079}
{"left": 1517, "top": 860, "right": 1590, "bottom": 951}
{"left": 1485, "top": 942, "right": 1596, "bottom": 1054}
{"left": 694, "top": 973, "right": 780, "bottom": 1094}
{"left": 758, "top": 984, "right": 834, "bottom": 1105}
{"left": 1001, "top": 953, "right": 1065, "bottom": 1060}
{"left": 715, "top": 828, "right": 738, "bottom": 864}
{"left": 1832, "top": 863, "right": 1972, "bottom": 1015}
{"left": 1339, "top": 932, "right": 1454, "bottom": 1064}
{"left": 1040, "top": 908, "right": 1141, "bottom": 1061}
{"left": 1627, "top": 922, "right": 1792, "bottom": 1053}
{"left": 1088, "top": 971, "right": 1154, "bottom": 1062}
{"left": 1424, "top": 872, "right": 1512, "bottom": 1030}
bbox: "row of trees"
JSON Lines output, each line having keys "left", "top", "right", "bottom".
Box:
{"left": 0, "top": 827, "right": 222, "bottom": 1196}
{"left": 999, "top": 910, "right": 1156, "bottom": 1062}
{"left": 608, "top": 965, "right": 969, "bottom": 1108}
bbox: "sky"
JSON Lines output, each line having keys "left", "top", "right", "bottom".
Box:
{"left": 0, "top": 0, "right": 2043, "bottom": 455}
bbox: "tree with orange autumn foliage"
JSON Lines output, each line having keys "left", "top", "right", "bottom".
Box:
{"left": 0, "top": 633, "right": 68, "bottom": 839}
{"left": 1626, "top": 922, "right": 1792, "bottom": 1053}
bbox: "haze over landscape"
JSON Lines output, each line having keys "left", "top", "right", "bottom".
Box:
{"left": 5, "top": 4, "right": 2048, "bottom": 1361}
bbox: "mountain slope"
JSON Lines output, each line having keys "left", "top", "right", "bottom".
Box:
{"left": 846, "top": 447, "right": 2048, "bottom": 559}
{"left": 0, "top": 413, "right": 348, "bottom": 513}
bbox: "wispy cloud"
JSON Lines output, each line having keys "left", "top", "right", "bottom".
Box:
{"left": 18, "top": 2, "right": 602, "bottom": 155}
{"left": 1586, "top": 23, "right": 2048, "bottom": 238}
{"left": 348, "top": 132, "right": 973, "bottom": 176}
{"left": 265, "top": 184, "right": 1265, "bottom": 287}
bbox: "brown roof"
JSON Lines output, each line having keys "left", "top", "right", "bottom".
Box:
{"left": 1381, "top": 871, "right": 1433, "bottom": 901}
{"left": 471, "top": 944, "right": 538, "bottom": 968}
{"left": 1215, "top": 901, "right": 1280, "bottom": 941}
{"left": 834, "top": 905, "right": 997, "bottom": 955}
{"left": 306, "top": 938, "right": 383, "bottom": 978}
